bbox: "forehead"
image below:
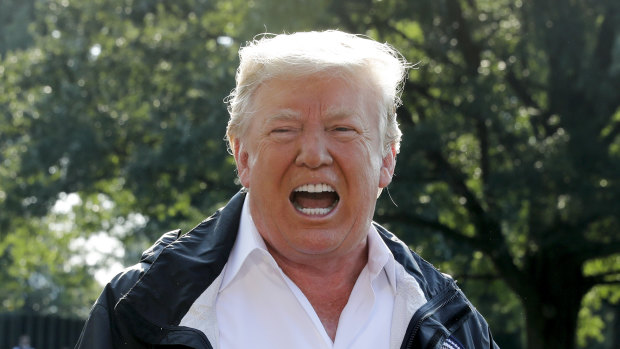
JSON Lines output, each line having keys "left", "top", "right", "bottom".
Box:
{"left": 250, "top": 73, "right": 378, "bottom": 118}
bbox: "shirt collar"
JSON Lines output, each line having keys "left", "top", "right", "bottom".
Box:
{"left": 220, "top": 193, "right": 269, "bottom": 291}
{"left": 220, "top": 194, "right": 397, "bottom": 291}
{"left": 367, "top": 223, "right": 397, "bottom": 290}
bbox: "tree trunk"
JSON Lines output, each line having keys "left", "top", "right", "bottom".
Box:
{"left": 518, "top": 248, "right": 588, "bottom": 349}
{"left": 523, "top": 291, "right": 582, "bottom": 349}
{"left": 610, "top": 303, "right": 620, "bottom": 349}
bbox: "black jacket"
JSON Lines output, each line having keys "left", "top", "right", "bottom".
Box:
{"left": 76, "top": 192, "right": 499, "bottom": 348}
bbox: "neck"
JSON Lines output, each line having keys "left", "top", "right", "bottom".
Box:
{"left": 266, "top": 240, "right": 368, "bottom": 341}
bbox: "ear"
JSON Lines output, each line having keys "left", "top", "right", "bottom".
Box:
{"left": 232, "top": 138, "right": 251, "bottom": 188}
{"left": 378, "top": 144, "right": 396, "bottom": 189}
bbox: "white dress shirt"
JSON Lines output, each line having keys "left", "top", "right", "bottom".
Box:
{"left": 214, "top": 195, "right": 397, "bottom": 349}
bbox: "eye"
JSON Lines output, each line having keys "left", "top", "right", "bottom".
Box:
{"left": 330, "top": 126, "right": 358, "bottom": 134}
{"left": 333, "top": 126, "right": 354, "bottom": 132}
{"left": 269, "top": 127, "right": 299, "bottom": 141}
{"left": 270, "top": 126, "right": 301, "bottom": 134}
{"left": 330, "top": 125, "right": 359, "bottom": 141}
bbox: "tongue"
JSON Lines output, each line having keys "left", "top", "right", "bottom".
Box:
{"left": 294, "top": 192, "right": 338, "bottom": 209}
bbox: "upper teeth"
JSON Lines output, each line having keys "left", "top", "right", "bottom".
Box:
{"left": 294, "top": 183, "right": 335, "bottom": 193}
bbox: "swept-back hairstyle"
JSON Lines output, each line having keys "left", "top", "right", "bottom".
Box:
{"left": 225, "top": 30, "right": 409, "bottom": 155}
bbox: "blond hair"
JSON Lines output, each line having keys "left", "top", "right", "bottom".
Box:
{"left": 226, "top": 30, "right": 409, "bottom": 155}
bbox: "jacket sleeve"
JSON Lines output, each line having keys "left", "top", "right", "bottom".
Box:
{"left": 74, "top": 229, "right": 181, "bottom": 348}
{"left": 74, "top": 266, "right": 144, "bottom": 349}
{"left": 74, "top": 302, "right": 114, "bottom": 348}
{"left": 447, "top": 308, "right": 500, "bottom": 349}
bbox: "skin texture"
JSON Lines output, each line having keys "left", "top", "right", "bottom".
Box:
{"left": 232, "top": 73, "right": 396, "bottom": 340}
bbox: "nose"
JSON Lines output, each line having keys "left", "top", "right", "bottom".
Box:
{"left": 295, "top": 128, "right": 333, "bottom": 168}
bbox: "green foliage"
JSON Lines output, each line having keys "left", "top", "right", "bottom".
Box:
{"left": 0, "top": 213, "right": 99, "bottom": 317}
{"left": 0, "top": 0, "right": 243, "bottom": 316}
{"left": 579, "top": 256, "right": 620, "bottom": 347}
{"left": 0, "top": 0, "right": 36, "bottom": 56}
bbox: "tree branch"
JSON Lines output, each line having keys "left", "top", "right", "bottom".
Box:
{"left": 580, "top": 240, "right": 620, "bottom": 261}
{"left": 505, "top": 69, "right": 539, "bottom": 109}
{"left": 595, "top": 280, "right": 620, "bottom": 285}
{"left": 590, "top": 270, "right": 620, "bottom": 278}
{"left": 396, "top": 105, "right": 415, "bottom": 127}
{"left": 425, "top": 150, "right": 486, "bottom": 220}
{"left": 424, "top": 149, "right": 527, "bottom": 289}
{"left": 602, "top": 122, "right": 620, "bottom": 148}
{"left": 537, "top": 213, "right": 603, "bottom": 252}
{"left": 452, "top": 273, "right": 500, "bottom": 281}
{"left": 463, "top": 0, "right": 477, "bottom": 12}
{"left": 505, "top": 69, "right": 556, "bottom": 138}
{"left": 476, "top": 118, "right": 490, "bottom": 186}
{"left": 591, "top": 3, "right": 617, "bottom": 75}
{"left": 384, "top": 22, "right": 427, "bottom": 53}
{"left": 385, "top": 20, "right": 459, "bottom": 69}
{"left": 471, "top": 111, "right": 501, "bottom": 215}
{"left": 446, "top": 0, "right": 481, "bottom": 76}
{"left": 378, "top": 211, "right": 480, "bottom": 247}
{"left": 404, "top": 81, "right": 455, "bottom": 110}
{"left": 380, "top": 195, "right": 526, "bottom": 295}
{"left": 585, "top": 270, "right": 620, "bottom": 288}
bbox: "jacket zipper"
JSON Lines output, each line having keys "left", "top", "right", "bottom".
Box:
{"left": 404, "top": 287, "right": 459, "bottom": 349}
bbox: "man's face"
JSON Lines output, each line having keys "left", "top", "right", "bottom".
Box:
{"left": 233, "top": 73, "right": 395, "bottom": 263}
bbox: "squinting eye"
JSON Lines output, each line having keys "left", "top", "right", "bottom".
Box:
{"left": 269, "top": 128, "right": 298, "bottom": 141}
{"left": 333, "top": 127, "right": 355, "bottom": 133}
{"left": 271, "top": 128, "right": 293, "bottom": 133}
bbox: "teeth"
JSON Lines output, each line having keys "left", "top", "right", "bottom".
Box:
{"left": 293, "top": 183, "right": 335, "bottom": 193}
{"left": 293, "top": 201, "right": 338, "bottom": 216}
{"left": 291, "top": 183, "right": 338, "bottom": 215}
{"left": 297, "top": 207, "right": 333, "bottom": 215}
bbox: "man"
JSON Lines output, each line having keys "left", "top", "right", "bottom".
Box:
{"left": 76, "top": 30, "right": 498, "bottom": 348}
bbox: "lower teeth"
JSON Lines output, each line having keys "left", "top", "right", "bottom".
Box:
{"left": 294, "top": 201, "right": 337, "bottom": 215}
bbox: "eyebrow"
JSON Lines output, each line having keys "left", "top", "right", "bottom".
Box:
{"left": 266, "top": 109, "right": 302, "bottom": 123}
{"left": 324, "top": 106, "right": 357, "bottom": 121}
{"left": 265, "top": 106, "right": 359, "bottom": 123}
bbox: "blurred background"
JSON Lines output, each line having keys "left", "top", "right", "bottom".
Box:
{"left": 0, "top": 0, "right": 619, "bottom": 348}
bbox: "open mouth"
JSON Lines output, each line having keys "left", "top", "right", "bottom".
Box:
{"left": 289, "top": 183, "right": 339, "bottom": 216}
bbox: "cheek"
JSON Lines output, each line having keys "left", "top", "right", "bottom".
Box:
{"left": 247, "top": 142, "right": 292, "bottom": 181}
{"left": 358, "top": 142, "right": 385, "bottom": 177}
{"left": 245, "top": 140, "right": 273, "bottom": 170}
{"left": 339, "top": 145, "right": 383, "bottom": 186}
{"left": 236, "top": 139, "right": 266, "bottom": 188}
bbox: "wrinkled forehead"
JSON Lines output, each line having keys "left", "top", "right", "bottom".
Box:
{"left": 248, "top": 70, "right": 380, "bottom": 114}
{"left": 251, "top": 77, "right": 380, "bottom": 132}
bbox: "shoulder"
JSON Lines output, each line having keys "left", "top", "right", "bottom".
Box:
{"left": 373, "top": 222, "right": 455, "bottom": 297}
{"left": 103, "top": 229, "right": 183, "bottom": 301}
{"left": 75, "top": 228, "right": 204, "bottom": 348}
{"left": 372, "top": 223, "right": 499, "bottom": 348}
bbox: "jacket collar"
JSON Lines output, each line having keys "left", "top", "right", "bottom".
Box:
{"left": 114, "top": 191, "right": 245, "bottom": 344}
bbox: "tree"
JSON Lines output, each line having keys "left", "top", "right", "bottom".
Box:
{"left": 0, "top": 0, "right": 243, "bottom": 316}
{"left": 0, "top": 0, "right": 35, "bottom": 56}
{"left": 330, "top": 0, "right": 620, "bottom": 348}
